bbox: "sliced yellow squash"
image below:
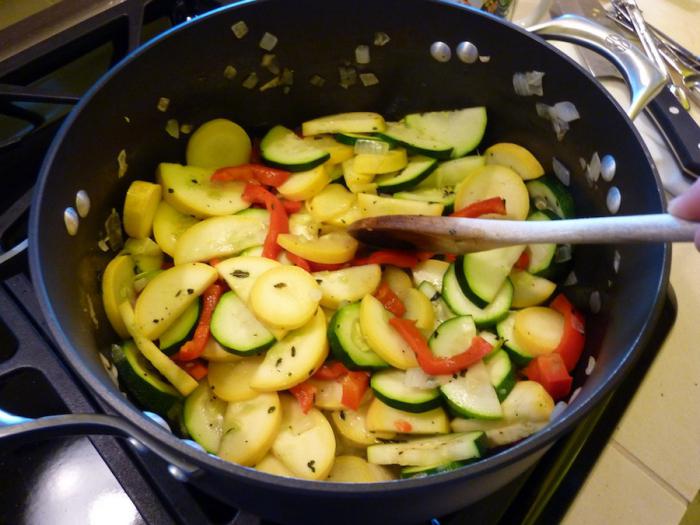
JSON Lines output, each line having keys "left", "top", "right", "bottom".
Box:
{"left": 365, "top": 398, "right": 449, "bottom": 434}
{"left": 276, "top": 231, "right": 358, "bottom": 265}
{"left": 216, "top": 256, "right": 281, "bottom": 303}
{"left": 134, "top": 262, "right": 217, "bottom": 339}
{"left": 327, "top": 455, "right": 395, "bottom": 482}
{"left": 509, "top": 269, "right": 557, "bottom": 308}
{"left": 330, "top": 403, "right": 396, "bottom": 446}
{"left": 359, "top": 294, "right": 418, "bottom": 370}
{"left": 354, "top": 148, "right": 407, "bottom": 174}
{"left": 453, "top": 164, "right": 530, "bottom": 220}
{"left": 312, "top": 264, "right": 381, "bottom": 309}
{"left": 484, "top": 143, "right": 544, "bottom": 181}
{"left": 102, "top": 254, "right": 136, "bottom": 339}
{"left": 207, "top": 356, "right": 265, "bottom": 402}
{"left": 152, "top": 201, "right": 199, "bottom": 258}
{"left": 271, "top": 394, "right": 336, "bottom": 480}
{"left": 157, "top": 162, "right": 249, "bottom": 218}
{"left": 249, "top": 308, "right": 328, "bottom": 391}
{"left": 186, "top": 118, "right": 252, "bottom": 169}
{"left": 302, "top": 135, "right": 354, "bottom": 164}
{"left": 306, "top": 183, "right": 355, "bottom": 222}
{"left": 357, "top": 192, "right": 443, "bottom": 217}
{"left": 276, "top": 164, "right": 329, "bottom": 201}
{"left": 513, "top": 306, "right": 564, "bottom": 356}
{"left": 123, "top": 180, "right": 161, "bottom": 239}
{"left": 302, "top": 112, "right": 386, "bottom": 136}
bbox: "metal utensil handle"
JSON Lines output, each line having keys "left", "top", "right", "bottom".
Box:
{"left": 530, "top": 14, "right": 665, "bottom": 119}
{"left": 0, "top": 408, "right": 200, "bottom": 479}
{"left": 451, "top": 213, "right": 697, "bottom": 245}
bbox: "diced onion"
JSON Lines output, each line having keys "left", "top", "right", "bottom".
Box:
{"left": 536, "top": 101, "right": 579, "bottom": 141}
{"left": 478, "top": 55, "right": 491, "bottom": 63}
{"left": 259, "top": 32, "right": 278, "bottom": 51}
{"left": 165, "top": 119, "right": 180, "bottom": 139}
{"left": 563, "top": 270, "right": 578, "bottom": 286}
{"left": 404, "top": 368, "right": 443, "bottom": 389}
{"left": 554, "top": 244, "right": 572, "bottom": 263}
{"left": 117, "top": 149, "right": 128, "bottom": 178}
{"left": 231, "top": 21, "right": 248, "bottom": 39}
{"left": 568, "top": 387, "right": 582, "bottom": 404}
{"left": 223, "top": 65, "right": 238, "bottom": 79}
{"left": 513, "top": 71, "right": 545, "bottom": 96}
{"left": 309, "top": 74, "right": 326, "bottom": 87}
{"left": 359, "top": 72, "right": 379, "bottom": 87}
{"left": 338, "top": 66, "right": 357, "bottom": 89}
{"left": 261, "top": 54, "right": 280, "bottom": 75}
{"left": 355, "top": 45, "right": 371, "bottom": 64}
{"left": 180, "top": 124, "right": 193, "bottom": 135}
{"left": 586, "top": 152, "right": 601, "bottom": 185}
{"left": 585, "top": 356, "right": 596, "bottom": 376}
{"left": 613, "top": 250, "right": 621, "bottom": 274}
{"left": 259, "top": 77, "right": 280, "bottom": 92}
{"left": 552, "top": 157, "right": 570, "bottom": 186}
{"left": 373, "top": 32, "right": 390, "bottom": 46}
{"left": 105, "top": 208, "right": 123, "bottom": 252}
{"left": 157, "top": 97, "right": 170, "bottom": 112}
{"left": 589, "top": 290, "right": 601, "bottom": 314}
{"left": 123, "top": 116, "right": 130, "bottom": 123}
{"left": 280, "top": 68, "right": 294, "bottom": 86}
{"left": 354, "top": 139, "right": 390, "bottom": 155}
{"left": 242, "top": 72, "right": 259, "bottom": 89}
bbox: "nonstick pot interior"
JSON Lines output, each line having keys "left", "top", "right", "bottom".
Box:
{"left": 29, "top": 0, "right": 670, "bottom": 522}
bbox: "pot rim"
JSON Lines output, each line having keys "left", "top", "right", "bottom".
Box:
{"left": 28, "top": 0, "right": 671, "bottom": 495}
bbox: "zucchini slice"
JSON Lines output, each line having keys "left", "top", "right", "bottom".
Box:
{"left": 328, "top": 302, "right": 388, "bottom": 370}
{"left": 455, "top": 246, "right": 525, "bottom": 307}
{"left": 495, "top": 312, "right": 534, "bottom": 367}
{"left": 439, "top": 360, "right": 503, "bottom": 420}
{"left": 261, "top": 125, "right": 330, "bottom": 171}
{"left": 112, "top": 341, "right": 183, "bottom": 421}
{"left": 377, "top": 121, "right": 452, "bottom": 159}
{"left": 441, "top": 263, "right": 512, "bottom": 327}
{"left": 370, "top": 369, "right": 442, "bottom": 413}
{"left": 484, "top": 349, "right": 516, "bottom": 401}
{"left": 334, "top": 132, "right": 391, "bottom": 146}
{"left": 210, "top": 291, "right": 275, "bottom": 355}
{"left": 375, "top": 156, "right": 439, "bottom": 193}
{"left": 525, "top": 211, "right": 557, "bottom": 274}
{"left": 400, "top": 461, "right": 468, "bottom": 479}
{"left": 405, "top": 107, "right": 487, "bottom": 158}
{"left": 428, "top": 316, "right": 477, "bottom": 358}
{"left": 526, "top": 174, "right": 575, "bottom": 219}
{"left": 159, "top": 299, "right": 200, "bottom": 355}
{"left": 367, "top": 431, "right": 486, "bottom": 467}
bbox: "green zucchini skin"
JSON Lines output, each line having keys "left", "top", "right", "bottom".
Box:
{"left": 261, "top": 125, "right": 330, "bottom": 171}
{"left": 112, "top": 341, "right": 183, "bottom": 422}
{"left": 159, "top": 299, "right": 200, "bottom": 356}
{"left": 370, "top": 369, "right": 442, "bottom": 413}
{"left": 328, "top": 302, "right": 388, "bottom": 370}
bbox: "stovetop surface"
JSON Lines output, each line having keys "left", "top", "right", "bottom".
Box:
{"left": 0, "top": 1, "right": 680, "bottom": 524}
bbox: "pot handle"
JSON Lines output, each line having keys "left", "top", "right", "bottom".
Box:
{"left": 0, "top": 407, "right": 201, "bottom": 481}
{"left": 529, "top": 14, "right": 665, "bottom": 120}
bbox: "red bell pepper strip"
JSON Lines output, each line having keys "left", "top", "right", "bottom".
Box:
{"left": 374, "top": 282, "right": 406, "bottom": 317}
{"left": 209, "top": 257, "right": 222, "bottom": 267}
{"left": 522, "top": 352, "right": 573, "bottom": 401}
{"left": 394, "top": 420, "right": 413, "bottom": 433}
{"left": 444, "top": 254, "right": 457, "bottom": 263}
{"left": 281, "top": 199, "right": 303, "bottom": 214}
{"left": 289, "top": 382, "right": 317, "bottom": 414}
{"left": 340, "top": 371, "right": 370, "bottom": 411}
{"left": 174, "top": 283, "right": 224, "bottom": 362}
{"left": 178, "top": 359, "right": 209, "bottom": 381}
{"left": 353, "top": 249, "right": 419, "bottom": 269}
{"left": 285, "top": 251, "right": 311, "bottom": 272}
{"left": 514, "top": 250, "right": 530, "bottom": 270}
{"left": 450, "top": 197, "right": 507, "bottom": 218}
{"left": 389, "top": 318, "right": 493, "bottom": 375}
{"left": 550, "top": 293, "right": 586, "bottom": 371}
{"left": 307, "top": 261, "right": 348, "bottom": 272}
{"left": 211, "top": 164, "right": 291, "bottom": 187}
{"left": 242, "top": 183, "right": 288, "bottom": 260}
{"left": 313, "top": 361, "right": 349, "bottom": 380}
{"left": 416, "top": 251, "right": 435, "bottom": 262}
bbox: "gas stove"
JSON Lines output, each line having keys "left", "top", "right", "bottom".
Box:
{"left": 0, "top": 1, "right": 678, "bottom": 524}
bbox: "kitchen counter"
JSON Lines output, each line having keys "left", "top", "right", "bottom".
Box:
{"left": 554, "top": 1, "right": 700, "bottom": 523}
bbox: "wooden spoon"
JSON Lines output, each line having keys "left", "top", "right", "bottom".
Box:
{"left": 347, "top": 214, "right": 699, "bottom": 253}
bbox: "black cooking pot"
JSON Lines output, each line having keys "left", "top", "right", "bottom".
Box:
{"left": 4, "top": 0, "right": 673, "bottom": 523}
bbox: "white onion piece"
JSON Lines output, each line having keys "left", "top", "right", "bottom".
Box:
{"left": 355, "top": 45, "right": 370, "bottom": 64}
{"left": 354, "top": 139, "right": 389, "bottom": 155}
{"left": 339, "top": 66, "right": 357, "bottom": 88}
{"left": 374, "top": 32, "right": 390, "bottom": 46}
{"left": 231, "top": 21, "right": 248, "bottom": 39}
{"left": 309, "top": 74, "right": 326, "bottom": 87}
{"left": 165, "top": 119, "right": 179, "bottom": 139}
{"left": 478, "top": 55, "right": 491, "bottom": 63}
{"left": 404, "top": 368, "right": 441, "bottom": 389}
{"left": 242, "top": 72, "right": 258, "bottom": 89}
{"left": 550, "top": 401, "right": 568, "bottom": 421}
{"left": 359, "top": 72, "right": 379, "bottom": 87}
{"left": 579, "top": 157, "right": 587, "bottom": 170}
{"left": 585, "top": 356, "right": 596, "bottom": 376}
{"left": 180, "top": 123, "right": 193, "bottom": 135}
{"left": 563, "top": 270, "right": 578, "bottom": 286}
{"left": 589, "top": 290, "right": 601, "bottom": 313}
{"left": 568, "top": 386, "right": 582, "bottom": 404}
{"left": 552, "top": 157, "right": 570, "bottom": 186}
{"left": 259, "top": 32, "right": 278, "bottom": 51}
{"left": 117, "top": 149, "right": 128, "bottom": 178}
{"left": 157, "top": 97, "right": 170, "bottom": 112}
{"left": 552, "top": 101, "right": 580, "bottom": 122}
{"left": 513, "top": 71, "right": 545, "bottom": 96}
{"left": 223, "top": 65, "right": 237, "bottom": 79}
{"left": 613, "top": 250, "right": 621, "bottom": 274}
{"left": 586, "top": 152, "right": 601, "bottom": 185}
{"left": 554, "top": 244, "right": 572, "bottom": 263}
